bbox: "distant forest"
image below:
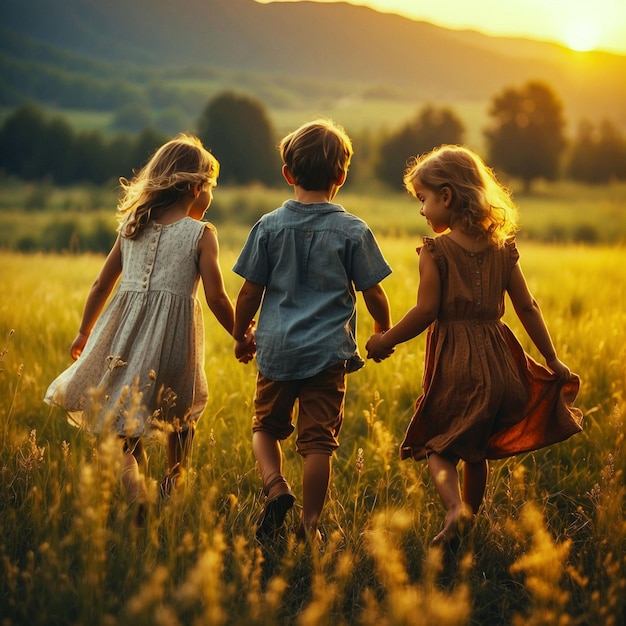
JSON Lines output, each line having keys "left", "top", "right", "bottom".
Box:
{"left": 1, "top": 83, "right": 625, "bottom": 192}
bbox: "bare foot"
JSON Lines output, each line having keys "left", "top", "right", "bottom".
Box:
{"left": 295, "top": 519, "right": 322, "bottom": 544}
{"left": 432, "top": 503, "right": 473, "bottom": 545}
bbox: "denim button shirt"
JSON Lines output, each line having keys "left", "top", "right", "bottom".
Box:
{"left": 233, "top": 200, "right": 392, "bottom": 380}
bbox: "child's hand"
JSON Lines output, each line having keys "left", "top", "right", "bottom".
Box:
{"left": 235, "top": 321, "right": 256, "bottom": 363}
{"left": 70, "top": 332, "right": 89, "bottom": 360}
{"left": 366, "top": 332, "right": 394, "bottom": 362}
{"left": 235, "top": 341, "right": 255, "bottom": 363}
{"left": 546, "top": 356, "right": 572, "bottom": 381}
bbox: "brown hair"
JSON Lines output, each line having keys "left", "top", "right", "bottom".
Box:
{"left": 279, "top": 118, "right": 353, "bottom": 191}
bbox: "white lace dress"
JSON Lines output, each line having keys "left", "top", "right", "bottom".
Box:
{"left": 45, "top": 217, "right": 209, "bottom": 437}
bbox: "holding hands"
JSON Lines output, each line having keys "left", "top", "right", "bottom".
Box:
{"left": 235, "top": 320, "right": 257, "bottom": 363}
{"left": 366, "top": 331, "right": 394, "bottom": 362}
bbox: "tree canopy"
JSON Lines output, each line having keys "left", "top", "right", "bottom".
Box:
{"left": 0, "top": 103, "right": 165, "bottom": 184}
{"left": 2, "top": 87, "right": 626, "bottom": 190}
{"left": 377, "top": 106, "right": 465, "bottom": 190}
{"left": 197, "top": 92, "right": 280, "bottom": 186}
{"left": 568, "top": 118, "right": 626, "bottom": 183}
{"left": 485, "top": 81, "right": 566, "bottom": 192}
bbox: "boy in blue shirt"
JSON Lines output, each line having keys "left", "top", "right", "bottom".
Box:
{"left": 233, "top": 118, "right": 392, "bottom": 542}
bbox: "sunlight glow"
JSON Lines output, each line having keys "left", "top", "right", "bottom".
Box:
{"left": 254, "top": 0, "right": 626, "bottom": 55}
{"left": 563, "top": 18, "right": 601, "bottom": 52}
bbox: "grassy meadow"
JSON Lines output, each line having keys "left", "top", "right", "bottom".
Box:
{"left": 1, "top": 185, "right": 625, "bottom": 625}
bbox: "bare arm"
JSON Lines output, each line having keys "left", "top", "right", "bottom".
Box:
{"left": 366, "top": 246, "right": 440, "bottom": 361}
{"left": 70, "top": 235, "right": 123, "bottom": 360}
{"left": 198, "top": 225, "right": 235, "bottom": 335}
{"left": 507, "top": 262, "right": 571, "bottom": 379}
{"left": 233, "top": 280, "right": 264, "bottom": 340}
{"left": 233, "top": 279, "right": 264, "bottom": 362}
{"left": 361, "top": 283, "right": 391, "bottom": 334}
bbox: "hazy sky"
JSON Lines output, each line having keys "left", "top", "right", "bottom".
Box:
{"left": 255, "top": 0, "right": 626, "bottom": 55}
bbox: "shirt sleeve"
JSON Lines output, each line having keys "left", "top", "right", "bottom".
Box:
{"left": 232, "top": 221, "right": 269, "bottom": 285}
{"left": 350, "top": 228, "right": 392, "bottom": 292}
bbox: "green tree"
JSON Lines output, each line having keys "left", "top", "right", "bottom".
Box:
{"left": 0, "top": 103, "right": 78, "bottom": 183}
{"left": 74, "top": 129, "right": 117, "bottom": 184}
{"left": 567, "top": 119, "right": 598, "bottom": 183}
{"left": 130, "top": 127, "right": 167, "bottom": 173}
{"left": 485, "top": 81, "right": 566, "bottom": 192}
{"left": 377, "top": 105, "right": 465, "bottom": 190}
{"left": 596, "top": 118, "right": 626, "bottom": 181}
{"left": 0, "top": 102, "right": 48, "bottom": 179}
{"left": 197, "top": 91, "right": 280, "bottom": 186}
{"left": 566, "top": 118, "right": 626, "bottom": 184}
{"left": 42, "top": 116, "right": 77, "bottom": 184}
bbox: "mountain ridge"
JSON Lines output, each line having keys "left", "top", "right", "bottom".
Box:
{"left": 1, "top": 0, "right": 625, "bottom": 126}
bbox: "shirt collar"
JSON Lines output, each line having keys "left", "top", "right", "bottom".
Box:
{"left": 284, "top": 199, "right": 345, "bottom": 214}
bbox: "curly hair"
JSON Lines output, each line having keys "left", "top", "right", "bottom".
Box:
{"left": 403, "top": 145, "right": 518, "bottom": 247}
{"left": 117, "top": 133, "right": 219, "bottom": 239}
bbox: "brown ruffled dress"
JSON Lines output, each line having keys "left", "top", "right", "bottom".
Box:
{"left": 400, "top": 236, "right": 583, "bottom": 462}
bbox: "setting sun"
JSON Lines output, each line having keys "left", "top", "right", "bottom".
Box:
{"left": 563, "top": 16, "right": 602, "bottom": 51}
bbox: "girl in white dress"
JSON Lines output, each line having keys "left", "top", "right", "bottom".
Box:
{"left": 45, "top": 133, "right": 252, "bottom": 518}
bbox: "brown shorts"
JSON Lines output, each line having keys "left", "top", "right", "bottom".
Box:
{"left": 253, "top": 362, "right": 347, "bottom": 456}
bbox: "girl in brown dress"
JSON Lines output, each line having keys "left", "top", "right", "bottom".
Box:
{"left": 366, "top": 145, "right": 583, "bottom": 544}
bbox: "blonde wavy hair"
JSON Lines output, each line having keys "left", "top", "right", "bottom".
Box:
{"left": 117, "top": 133, "right": 219, "bottom": 238}
{"left": 403, "top": 145, "right": 518, "bottom": 247}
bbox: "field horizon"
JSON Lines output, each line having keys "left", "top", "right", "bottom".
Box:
{"left": 1, "top": 180, "right": 626, "bottom": 253}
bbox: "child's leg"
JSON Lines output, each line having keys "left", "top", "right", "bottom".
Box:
{"left": 299, "top": 452, "right": 331, "bottom": 538}
{"left": 428, "top": 452, "right": 471, "bottom": 543}
{"left": 253, "top": 430, "right": 295, "bottom": 540}
{"left": 167, "top": 427, "right": 194, "bottom": 473}
{"left": 428, "top": 453, "right": 462, "bottom": 513}
{"left": 252, "top": 430, "right": 291, "bottom": 497}
{"left": 122, "top": 452, "right": 143, "bottom": 501}
{"left": 160, "top": 428, "right": 194, "bottom": 498}
{"left": 295, "top": 363, "right": 345, "bottom": 541}
{"left": 251, "top": 376, "right": 298, "bottom": 539}
{"left": 121, "top": 438, "right": 148, "bottom": 509}
{"left": 462, "top": 459, "right": 488, "bottom": 515}
{"left": 126, "top": 437, "right": 148, "bottom": 473}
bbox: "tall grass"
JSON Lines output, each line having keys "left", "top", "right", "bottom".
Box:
{"left": 0, "top": 240, "right": 625, "bottom": 625}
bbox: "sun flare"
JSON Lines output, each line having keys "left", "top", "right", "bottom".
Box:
{"left": 563, "top": 18, "right": 602, "bottom": 51}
